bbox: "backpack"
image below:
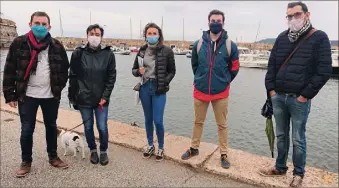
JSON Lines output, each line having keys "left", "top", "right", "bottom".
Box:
{"left": 196, "top": 38, "right": 232, "bottom": 68}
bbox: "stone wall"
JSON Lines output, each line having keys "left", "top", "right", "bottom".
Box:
{"left": 0, "top": 18, "right": 18, "bottom": 48}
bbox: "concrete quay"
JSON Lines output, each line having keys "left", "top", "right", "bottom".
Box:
{"left": 0, "top": 96, "right": 338, "bottom": 187}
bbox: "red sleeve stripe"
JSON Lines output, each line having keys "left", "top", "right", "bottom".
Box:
{"left": 231, "top": 59, "right": 240, "bottom": 71}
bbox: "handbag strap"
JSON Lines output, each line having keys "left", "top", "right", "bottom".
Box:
{"left": 279, "top": 28, "right": 317, "bottom": 71}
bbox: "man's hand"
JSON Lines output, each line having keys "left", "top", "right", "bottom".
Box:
{"left": 269, "top": 90, "right": 276, "bottom": 97}
{"left": 99, "top": 99, "right": 106, "bottom": 106}
{"left": 297, "top": 95, "right": 308, "bottom": 103}
{"left": 8, "top": 101, "right": 17, "bottom": 108}
{"left": 139, "top": 67, "right": 145, "bottom": 75}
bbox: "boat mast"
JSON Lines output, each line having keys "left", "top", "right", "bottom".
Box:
{"left": 139, "top": 20, "right": 142, "bottom": 39}
{"left": 161, "top": 16, "right": 163, "bottom": 31}
{"left": 89, "top": 11, "right": 92, "bottom": 25}
{"left": 254, "top": 20, "right": 261, "bottom": 50}
{"left": 59, "top": 9, "right": 63, "bottom": 37}
{"left": 182, "top": 17, "right": 185, "bottom": 42}
{"left": 130, "top": 17, "right": 132, "bottom": 39}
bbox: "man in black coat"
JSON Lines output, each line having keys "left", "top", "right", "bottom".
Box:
{"left": 260, "top": 2, "right": 332, "bottom": 187}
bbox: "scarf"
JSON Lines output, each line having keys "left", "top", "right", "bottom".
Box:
{"left": 288, "top": 21, "right": 312, "bottom": 43}
{"left": 24, "top": 31, "right": 51, "bottom": 80}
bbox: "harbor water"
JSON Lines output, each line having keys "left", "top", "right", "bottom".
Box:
{"left": 0, "top": 50, "right": 338, "bottom": 173}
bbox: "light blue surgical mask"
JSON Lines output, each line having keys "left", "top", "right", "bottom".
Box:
{"left": 31, "top": 25, "right": 48, "bottom": 39}
{"left": 146, "top": 36, "right": 159, "bottom": 45}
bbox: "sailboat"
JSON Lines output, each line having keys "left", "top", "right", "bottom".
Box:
{"left": 173, "top": 17, "right": 189, "bottom": 56}
{"left": 112, "top": 17, "right": 132, "bottom": 55}
{"left": 59, "top": 9, "right": 74, "bottom": 51}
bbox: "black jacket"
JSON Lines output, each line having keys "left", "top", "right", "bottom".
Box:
{"left": 68, "top": 45, "right": 116, "bottom": 108}
{"left": 265, "top": 28, "right": 332, "bottom": 99}
{"left": 132, "top": 44, "right": 176, "bottom": 94}
{"left": 2, "top": 35, "right": 69, "bottom": 103}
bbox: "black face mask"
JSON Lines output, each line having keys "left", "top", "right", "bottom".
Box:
{"left": 209, "top": 22, "right": 223, "bottom": 34}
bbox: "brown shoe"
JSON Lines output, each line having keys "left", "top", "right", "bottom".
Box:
{"left": 259, "top": 167, "right": 287, "bottom": 177}
{"left": 290, "top": 175, "right": 303, "bottom": 187}
{"left": 49, "top": 157, "right": 68, "bottom": 169}
{"left": 16, "top": 162, "right": 31, "bottom": 178}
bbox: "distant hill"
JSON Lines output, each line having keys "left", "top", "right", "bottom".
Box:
{"left": 257, "top": 38, "right": 338, "bottom": 46}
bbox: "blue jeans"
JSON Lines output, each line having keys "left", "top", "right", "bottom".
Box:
{"left": 271, "top": 93, "right": 311, "bottom": 177}
{"left": 139, "top": 79, "right": 166, "bottom": 149}
{"left": 18, "top": 96, "right": 60, "bottom": 162}
{"left": 79, "top": 106, "right": 109, "bottom": 152}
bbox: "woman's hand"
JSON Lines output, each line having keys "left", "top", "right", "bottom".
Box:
{"left": 99, "top": 99, "right": 106, "bottom": 106}
{"left": 139, "top": 67, "right": 145, "bottom": 75}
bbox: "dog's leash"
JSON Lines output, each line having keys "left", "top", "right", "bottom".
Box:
{"left": 66, "top": 103, "right": 104, "bottom": 132}
{"left": 66, "top": 117, "right": 92, "bottom": 132}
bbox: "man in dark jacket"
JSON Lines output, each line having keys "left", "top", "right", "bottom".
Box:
{"left": 2, "top": 11, "right": 69, "bottom": 177}
{"left": 68, "top": 24, "right": 116, "bottom": 166}
{"left": 260, "top": 2, "right": 332, "bottom": 187}
{"left": 180, "top": 10, "right": 240, "bottom": 169}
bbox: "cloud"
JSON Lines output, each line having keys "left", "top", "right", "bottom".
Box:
{"left": 1, "top": 1, "right": 338, "bottom": 42}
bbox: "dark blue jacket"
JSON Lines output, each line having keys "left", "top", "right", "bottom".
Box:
{"left": 191, "top": 30, "right": 239, "bottom": 101}
{"left": 265, "top": 29, "right": 332, "bottom": 99}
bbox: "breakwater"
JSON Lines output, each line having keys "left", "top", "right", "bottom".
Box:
{"left": 56, "top": 36, "right": 275, "bottom": 50}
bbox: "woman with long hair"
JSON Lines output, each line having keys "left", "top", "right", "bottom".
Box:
{"left": 132, "top": 23, "right": 176, "bottom": 161}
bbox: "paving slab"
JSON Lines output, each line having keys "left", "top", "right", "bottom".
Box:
{"left": 204, "top": 148, "right": 339, "bottom": 187}
{"left": 163, "top": 133, "right": 218, "bottom": 168}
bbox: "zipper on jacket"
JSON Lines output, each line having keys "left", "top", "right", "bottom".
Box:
{"left": 208, "top": 42, "right": 212, "bottom": 95}
{"left": 208, "top": 39, "right": 222, "bottom": 95}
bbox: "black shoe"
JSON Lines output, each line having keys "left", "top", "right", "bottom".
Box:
{"left": 99, "top": 153, "right": 109, "bottom": 166}
{"left": 181, "top": 147, "right": 199, "bottom": 160}
{"left": 90, "top": 152, "right": 99, "bottom": 164}
{"left": 155, "top": 149, "right": 164, "bottom": 162}
{"left": 290, "top": 175, "right": 303, "bottom": 187}
{"left": 221, "top": 154, "right": 230, "bottom": 169}
{"left": 143, "top": 145, "right": 155, "bottom": 158}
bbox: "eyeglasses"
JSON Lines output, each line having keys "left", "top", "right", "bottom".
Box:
{"left": 286, "top": 12, "right": 304, "bottom": 20}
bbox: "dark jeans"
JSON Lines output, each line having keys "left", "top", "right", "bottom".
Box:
{"left": 271, "top": 93, "right": 311, "bottom": 177}
{"left": 139, "top": 79, "right": 166, "bottom": 149}
{"left": 79, "top": 106, "right": 109, "bottom": 152}
{"left": 18, "top": 96, "right": 60, "bottom": 163}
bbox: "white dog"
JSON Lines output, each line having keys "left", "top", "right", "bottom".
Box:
{"left": 57, "top": 128, "right": 86, "bottom": 159}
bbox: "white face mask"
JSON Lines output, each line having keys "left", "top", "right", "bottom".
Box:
{"left": 288, "top": 18, "right": 305, "bottom": 32}
{"left": 87, "top": 36, "right": 101, "bottom": 47}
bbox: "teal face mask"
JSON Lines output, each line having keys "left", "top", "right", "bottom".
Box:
{"left": 146, "top": 36, "right": 159, "bottom": 45}
{"left": 31, "top": 25, "right": 48, "bottom": 39}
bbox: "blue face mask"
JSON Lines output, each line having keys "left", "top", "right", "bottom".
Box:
{"left": 146, "top": 36, "right": 159, "bottom": 45}
{"left": 209, "top": 22, "right": 223, "bottom": 34}
{"left": 31, "top": 25, "right": 48, "bottom": 39}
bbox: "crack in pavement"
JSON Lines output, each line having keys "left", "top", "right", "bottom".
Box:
{"left": 183, "top": 173, "right": 198, "bottom": 185}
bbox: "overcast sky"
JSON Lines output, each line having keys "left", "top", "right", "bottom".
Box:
{"left": 1, "top": 1, "right": 338, "bottom": 42}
